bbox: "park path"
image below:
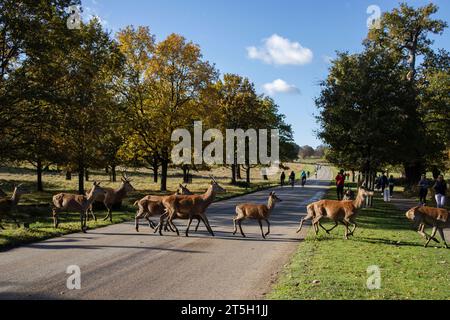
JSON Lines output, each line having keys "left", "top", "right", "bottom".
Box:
{"left": 0, "top": 167, "right": 332, "bottom": 300}
{"left": 390, "top": 194, "right": 450, "bottom": 241}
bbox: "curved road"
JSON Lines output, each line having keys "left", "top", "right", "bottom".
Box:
{"left": 0, "top": 167, "right": 332, "bottom": 300}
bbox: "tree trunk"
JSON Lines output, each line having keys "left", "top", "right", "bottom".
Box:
{"left": 85, "top": 169, "right": 89, "bottom": 182}
{"left": 78, "top": 165, "right": 85, "bottom": 195}
{"left": 246, "top": 167, "right": 251, "bottom": 185}
{"left": 36, "top": 159, "right": 43, "bottom": 192}
{"left": 160, "top": 159, "right": 168, "bottom": 192}
{"left": 231, "top": 164, "right": 237, "bottom": 185}
{"left": 111, "top": 165, "right": 117, "bottom": 182}
{"left": 66, "top": 170, "right": 72, "bottom": 181}
{"left": 236, "top": 165, "right": 242, "bottom": 180}
{"left": 153, "top": 163, "right": 158, "bottom": 183}
{"left": 404, "top": 163, "right": 423, "bottom": 188}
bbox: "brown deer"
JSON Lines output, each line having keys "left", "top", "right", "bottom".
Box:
{"left": 52, "top": 182, "right": 106, "bottom": 233}
{"left": 160, "top": 177, "right": 226, "bottom": 237}
{"left": 406, "top": 206, "right": 449, "bottom": 248}
{"left": 87, "top": 173, "right": 136, "bottom": 222}
{"left": 134, "top": 184, "right": 194, "bottom": 232}
{"left": 297, "top": 187, "right": 374, "bottom": 239}
{"left": 0, "top": 184, "right": 29, "bottom": 230}
{"left": 233, "top": 191, "right": 282, "bottom": 239}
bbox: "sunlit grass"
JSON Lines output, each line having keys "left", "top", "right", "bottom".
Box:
{"left": 269, "top": 187, "right": 450, "bottom": 300}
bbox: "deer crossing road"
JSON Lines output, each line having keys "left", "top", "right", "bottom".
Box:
{"left": 0, "top": 168, "right": 332, "bottom": 300}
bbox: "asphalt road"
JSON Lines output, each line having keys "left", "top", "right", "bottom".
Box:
{"left": 0, "top": 167, "right": 332, "bottom": 300}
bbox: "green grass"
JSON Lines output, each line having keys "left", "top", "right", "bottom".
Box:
{"left": 269, "top": 187, "right": 450, "bottom": 300}
{"left": 0, "top": 164, "right": 283, "bottom": 251}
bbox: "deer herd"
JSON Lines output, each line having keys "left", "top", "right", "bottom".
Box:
{"left": 0, "top": 174, "right": 448, "bottom": 249}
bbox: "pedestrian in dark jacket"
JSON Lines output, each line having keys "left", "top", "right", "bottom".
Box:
{"left": 388, "top": 175, "right": 395, "bottom": 198}
{"left": 280, "top": 172, "right": 286, "bottom": 187}
{"left": 433, "top": 175, "right": 448, "bottom": 208}
{"left": 380, "top": 173, "right": 388, "bottom": 195}
{"left": 418, "top": 174, "right": 429, "bottom": 206}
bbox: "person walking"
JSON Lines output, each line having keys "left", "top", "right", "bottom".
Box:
{"left": 380, "top": 173, "right": 388, "bottom": 196}
{"left": 301, "top": 170, "right": 307, "bottom": 187}
{"left": 418, "top": 174, "right": 429, "bottom": 206}
{"left": 335, "top": 170, "right": 346, "bottom": 201}
{"left": 433, "top": 175, "right": 448, "bottom": 208}
{"left": 289, "top": 171, "right": 296, "bottom": 188}
{"left": 280, "top": 172, "right": 286, "bottom": 187}
{"left": 388, "top": 175, "right": 395, "bottom": 198}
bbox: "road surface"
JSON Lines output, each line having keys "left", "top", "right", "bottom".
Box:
{"left": 0, "top": 167, "right": 332, "bottom": 300}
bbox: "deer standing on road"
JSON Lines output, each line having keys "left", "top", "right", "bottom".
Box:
{"left": 406, "top": 206, "right": 449, "bottom": 248}
{"left": 134, "top": 184, "right": 194, "bottom": 232}
{"left": 159, "top": 177, "right": 226, "bottom": 237}
{"left": 233, "top": 191, "right": 282, "bottom": 239}
{"left": 0, "top": 184, "right": 29, "bottom": 230}
{"left": 87, "top": 174, "right": 136, "bottom": 222}
{"left": 297, "top": 187, "right": 374, "bottom": 239}
{"left": 52, "top": 182, "right": 106, "bottom": 232}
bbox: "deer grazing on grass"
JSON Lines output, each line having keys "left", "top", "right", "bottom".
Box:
{"left": 406, "top": 206, "right": 449, "bottom": 248}
{"left": 0, "top": 184, "right": 29, "bottom": 230}
{"left": 52, "top": 182, "right": 106, "bottom": 233}
{"left": 134, "top": 184, "right": 194, "bottom": 232}
{"left": 297, "top": 187, "right": 374, "bottom": 239}
{"left": 87, "top": 173, "right": 136, "bottom": 222}
{"left": 233, "top": 191, "right": 282, "bottom": 239}
{"left": 159, "top": 177, "right": 226, "bottom": 237}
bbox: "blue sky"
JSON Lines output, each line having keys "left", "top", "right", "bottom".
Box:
{"left": 83, "top": 0, "right": 449, "bottom": 147}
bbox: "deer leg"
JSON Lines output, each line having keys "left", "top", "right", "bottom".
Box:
{"left": 135, "top": 211, "right": 145, "bottom": 232}
{"left": 238, "top": 220, "right": 246, "bottom": 238}
{"left": 185, "top": 217, "right": 194, "bottom": 237}
{"left": 346, "top": 218, "right": 357, "bottom": 236}
{"left": 194, "top": 218, "right": 202, "bottom": 232}
{"left": 437, "top": 228, "right": 448, "bottom": 249}
{"left": 312, "top": 216, "right": 323, "bottom": 236}
{"left": 146, "top": 217, "right": 156, "bottom": 230}
{"left": 90, "top": 209, "right": 97, "bottom": 222}
{"left": 341, "top": 220, "right": 349, "bottom": 240}
{"left": 425, "top": 227, "right": 438, "bottom": 248}
{"left": 199, "top": 214, "right": 215, "bottom": 237}
{"left": 155, "top": 212, "right": 168, "bottom": 235}
{"left": 265, "top": 219, "right": 271, "bottom": 237}
{"left": 418, "top": 224, "right": 440, "bottom": 243}
{"left": 320, "top": 221, "right": 338, "bottom": 234}
{"left": 233, "top": 218, "right": 238, "bottom": 235}
{"left": 168, "top": 213, "right": 180, "bottom": 236}
{"left": 258, "top": 220, "right": 266, "bottom": 239}
{"left": 52, "top": 208, "right": 59, "bottom": 228}
{"left": 80, "top": 211, "right": 86, "bottom": 233}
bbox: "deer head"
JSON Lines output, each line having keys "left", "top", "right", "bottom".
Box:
{"left": 269, "top": 191, "right": 282, "bottom": 203}
{"left": 177, "top": 184, "right": 193, "bottom": 195}
{"left": 90, "top": 182, "right": 106, "bottom": 197}
{"left": 210, "top": 175, "right": 226, "bottom": 194}
{"left": 121, "top": 173, "right": 136, "bottom": 193}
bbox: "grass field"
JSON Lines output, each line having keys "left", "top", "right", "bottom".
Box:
{"left": 269, "top": 187, "right": 450, "bottom": 300}
{"left": 0, "top": 163, "right": 312, "bottom": 250}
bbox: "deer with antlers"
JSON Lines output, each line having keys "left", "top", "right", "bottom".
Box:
{"left": 406, "top": 206, "right": 449, "bottom": 248}
{"left": 297, "top": 186, "right": 374, "bottom": 239}
{"left": 0, "top": 184, "right": 29, "bottom": 230}
{"left": 158, "top": 177, "right": 226, "bottom": 237}
{"left": 233, "top": 191, "right": 282, "bottom": 239}
{"left": 87, "top": 173, "right": 136, "bottom": 222}
{"left": 134, "top": 184, "right": 194, "bottom": 232}
{"left": 52, "top": 182, "right": 106, "bottom": 232}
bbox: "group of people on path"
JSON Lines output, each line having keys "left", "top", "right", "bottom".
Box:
{"left": 280, "top": 170, "right": 310, "bottom": 188}
{"left": 418, "top": 174, "right": 448, "bottom": 208}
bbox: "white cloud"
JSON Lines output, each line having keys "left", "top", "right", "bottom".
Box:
{"left": 247, "top": 34, "right": 313, "bottom": 66}
{"left": 263, "top": 79, "right": 300, "bottom": 96}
